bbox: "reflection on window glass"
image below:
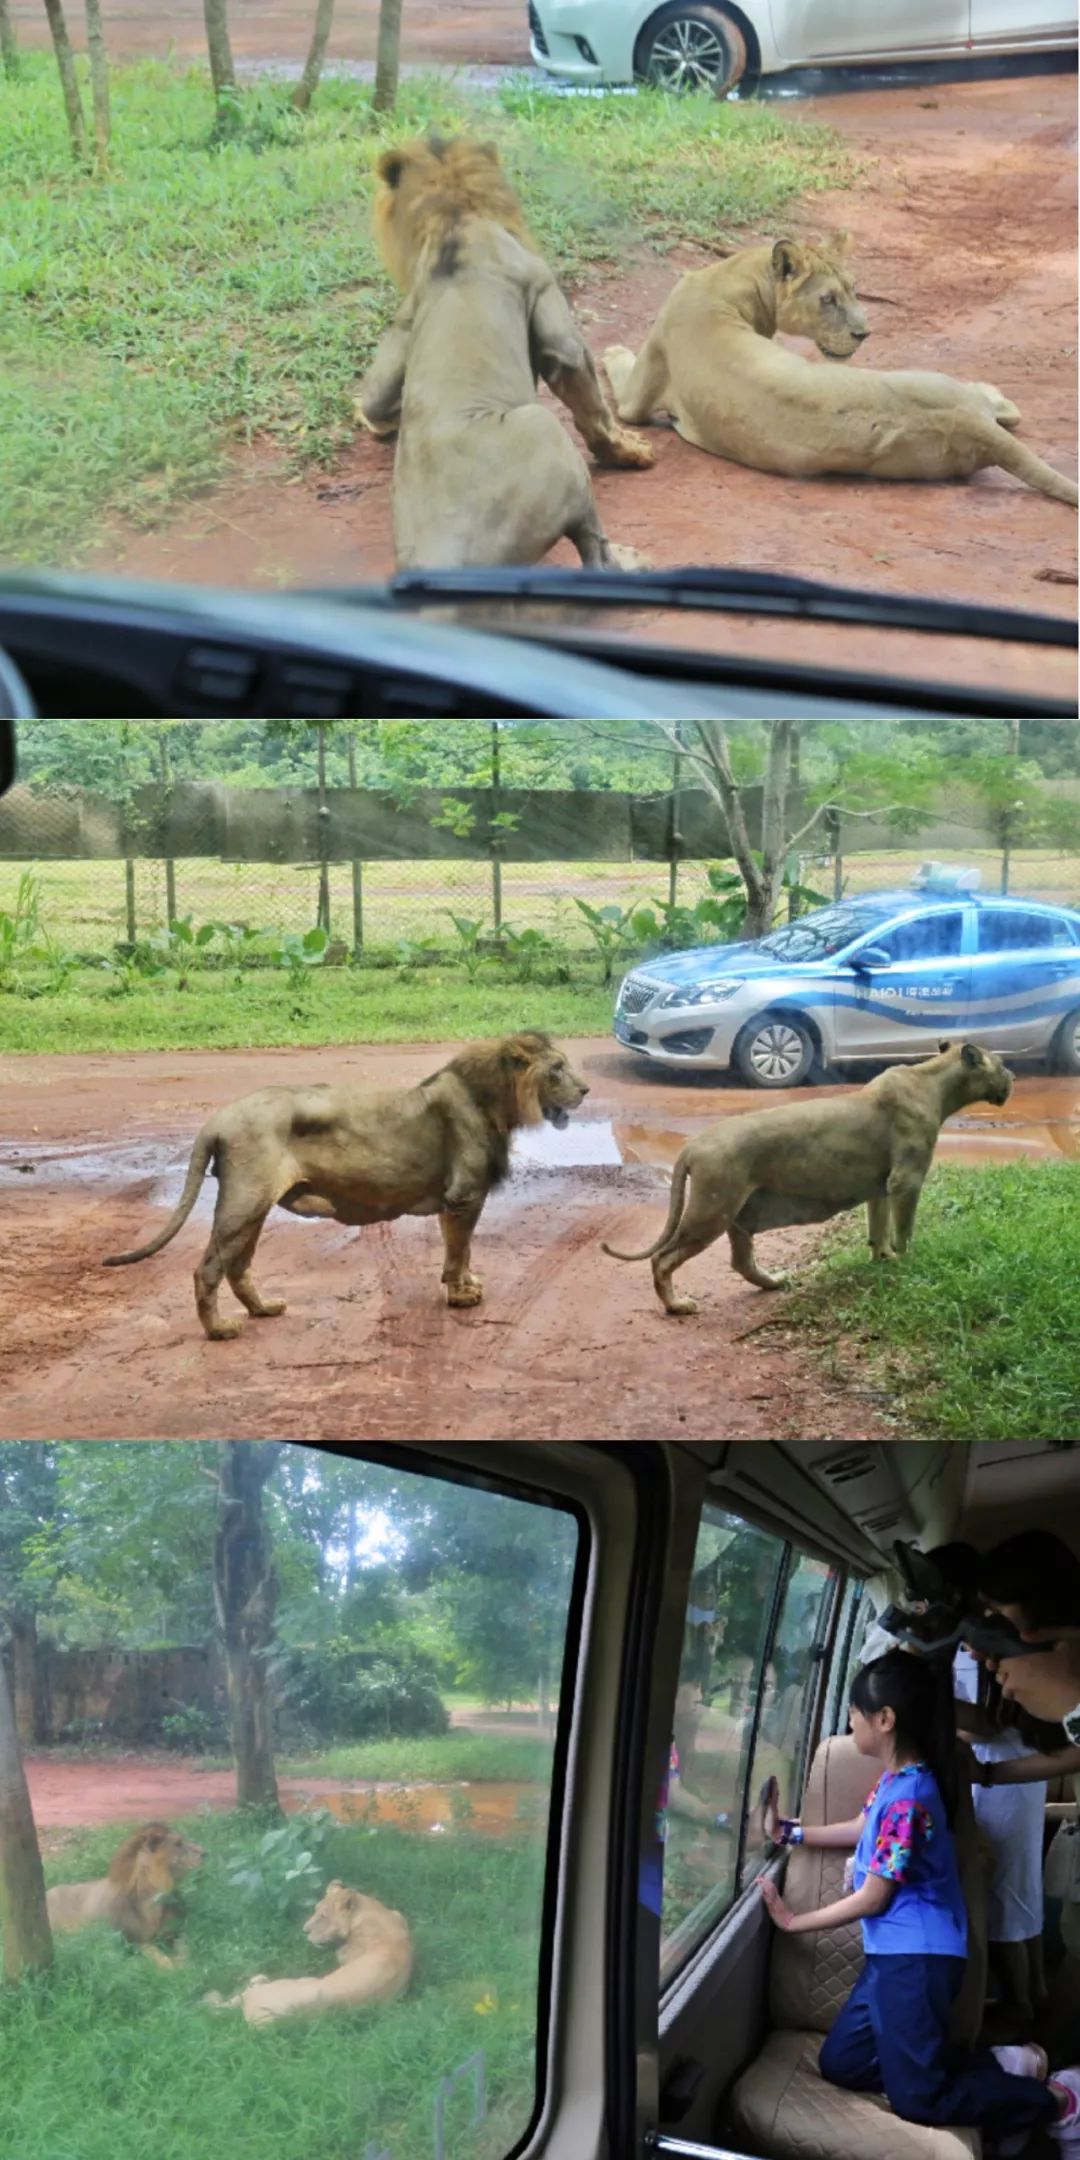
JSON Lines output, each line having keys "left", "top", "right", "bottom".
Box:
{"left": 876, "top": 911, "right": 964, "bottom": 962}
{"left": 0, "top": 1441, "right": 578, "bottom": 2160}
{"left": 659, "top": 1508, "right": 783, "bottom": 1980}
{"left": 977, "top": 910, "right": 1073, "bottom": 952}
{"left": 739, "top": 1551, "right": 836, "bottom": 1891}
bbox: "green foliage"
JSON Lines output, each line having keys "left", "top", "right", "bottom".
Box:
{"left": 572, "top": 897, "right": 639, "bottom": 983}
{"left": 271, "top": 923, "right": 329, "bottom": 996}
{"left": 441, "top": 912, "right": 486, "bottom": 979}
{"left": 277, "top": 1641, "right": 449, "bottom": 1745}
{"left": 788, "top": 1161, "right": 1080, "bottom": 1440}
{"left": 630, "top": 860, "right": 748, "bottom": 951}
{"left": 500, "top": 926, "right": 553, "bottom": 983}
{"left": 224, "top": 1809, "right": 334, "bottom": 1920}
{"left": 160, "top": 1704, "right": 223, "bottom": 1753}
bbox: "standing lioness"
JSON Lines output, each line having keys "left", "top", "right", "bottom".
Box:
{"left": 602, "top": 1041, "right": 1012, "bottom": 1316}
{"left": 103, "top": 1032, "right": 588, "bottom": 1338}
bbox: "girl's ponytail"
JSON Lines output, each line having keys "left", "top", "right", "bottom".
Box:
{"left": 850, "top": 1648, "right": 958, "bottom": 1825}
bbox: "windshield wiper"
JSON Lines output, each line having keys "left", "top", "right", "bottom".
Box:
{"left": 373, "top": 564, "right": 1075, "bottom": 649}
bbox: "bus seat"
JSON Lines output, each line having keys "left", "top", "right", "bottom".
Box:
{"left": 728, "top": 1735, "right": 987, "bottom": 2160}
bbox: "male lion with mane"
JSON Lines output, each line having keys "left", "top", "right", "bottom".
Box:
{"left": 353, "top": 134, "right": 654, "bottom": 568}
{"left": 46, "top": 1822, "right": 205, "bottom": 1967}
{"left": 103, "top": 1031, "right": 589, "bottom": 1337}
{"left": 603, "top": 234, "right": 1078, "bottom": 505}
{"left": 203, "top": 1881, "right": 412, "bottom": 2028}
{"left": 602, "top": 1040, "right": 1013, "bottom": 1315}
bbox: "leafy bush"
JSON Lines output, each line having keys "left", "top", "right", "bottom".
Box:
{"left": 277, "top": 1641, "right": 450, "bottom": 1744}
{"left": 160, "top": 1704, "right": 223, "bottom": 1753}
{"left": 224, "top": 1809, "right": 334, "bottom": 1920}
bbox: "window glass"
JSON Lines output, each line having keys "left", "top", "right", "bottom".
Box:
{"left": 759, "top": 903, "right": 894, "bottom": 960}
{"left": 659, "top": 1508, "right": 784, "bottom": 1982}
{"left": 874, "top": 910, "right": 964, "bottom": 962}
{"left": 977, "top": 910, "right": 1076, "bottom": 952}
{"left": 739, "top": 1551, "right": 836, "bottom": 1890}
{"left": 824, "top": 1575, "right": 863, "bottom": 1736}
{"left": 2, "top": 1441, "right": 579, "bottom": 2160}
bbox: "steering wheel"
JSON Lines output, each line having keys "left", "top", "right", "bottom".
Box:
{"left": 0, "top": 645, "right": 36, "bottom": 719}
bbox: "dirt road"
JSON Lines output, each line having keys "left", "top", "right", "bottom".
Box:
{"left": 9, "top": 0, "right": 531, "bottom": 68}
{"left": 24, "top": 1754, "right": 541, "bottom": 1837}
{"left": 81, "top": 69, "right": 1078, "bottom": 704}
{"left": 2, "top": 1040, "right": 1077, "bottom": 1444}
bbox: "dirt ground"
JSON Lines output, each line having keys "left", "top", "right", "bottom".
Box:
{"left": 2, "top": 1039, "right": 1078, "bottom": 1444}
{"left": 76, "top": 68, "right": 1079, "bottom": 705}
{"left": 23, "top": 1754, "right": 540, "bottom": 1837}
{"left": 9, "top": 0, "right": 532, "bottom": 68}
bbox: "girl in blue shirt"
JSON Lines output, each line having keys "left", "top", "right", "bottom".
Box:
{"left": 758, "top": 1649, "right": 1080, "bottom": 2156}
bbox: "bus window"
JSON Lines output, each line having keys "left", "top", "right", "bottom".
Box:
{"left": 659, "top": 1508, "right": 785, "bottom": 1982}
{"left": 739, "top": 1551, "right": 836, "bottom": 1891}
{"left": 824, "top": 1575, "right": 866, "bottom": 1736}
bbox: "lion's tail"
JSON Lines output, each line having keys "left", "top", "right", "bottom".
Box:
{"left": 602, "top": 1154, "right": 690, "bottom": 1264}
{"left": 989, "top": 428, "right": 1079, "bottom": 507}
{"left": 102, "top": 1122, "right": 217, "bottom": 1266}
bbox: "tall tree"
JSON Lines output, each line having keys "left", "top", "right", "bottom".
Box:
{"left": 0, "top": 1445, "right": 59, "bottom": 1746}
{"left": 372, "top": 0, "right": 403, "bottom": 113}
{"left": 291, "top": 0, "right": 336, "bottom": 111}
{"left": 214, "top": 1444, "right": 282, "bottom": 1807}
{"left": 42, "top": 0, "right": 88, "bottom": 163}
{"left": 0, "top": 1659, "right": 52, "bottom": 1981}
{"left": 202, "top": 0, "right": 236, "bottom": 106}
{"left": 83, "top": 0, "right": 110, "bottom": 175}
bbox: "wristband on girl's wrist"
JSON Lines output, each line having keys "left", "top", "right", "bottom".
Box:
{"left": 778, "top": 1819, "right": 804, "bottom": 1846}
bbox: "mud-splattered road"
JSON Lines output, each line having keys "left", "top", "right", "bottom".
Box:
{"left": 2, "top": 1041, "right": 1077, "bottom": 1444}
{"left": 85, "top": 70, "right": 1078, "bottom": 706}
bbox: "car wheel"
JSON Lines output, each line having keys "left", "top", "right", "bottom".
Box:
{"left": 733, "top": 1013, "right": 816, "bottom": 1089}
{"left": 637, "top": 4, "right": 748, "bottom": 94}
{"left": 1053, "top": 1006, "right": 1080, "bottom": 1076}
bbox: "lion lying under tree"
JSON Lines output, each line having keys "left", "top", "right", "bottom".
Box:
{"left": 603, "top": 1040, "right": 1013, "bottom": 1315}
{"left": 103, "top": 1032, "right": 588, "bottom": 1337}
{"left": 603, "top": 234, "right": 1078, "bottom": 506}
{"left": 203, "top": 1882, "right": 412, "bottom": 2028}
{"left": 354, "top": 134, "right": 655, "bottom": 568}
{"left": 45, "top": 1822, "right": 205, "bottom": 1967}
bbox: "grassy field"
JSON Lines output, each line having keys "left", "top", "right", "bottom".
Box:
{"left": 0, "top": 59, "right": 854, "bottom": 566}
{"left": 1, "top": 1809, "right": 546, "bottom": 2160}
{"left": 787, "top": 1161, "right": 1080, "bottom": 1441}
{"left": 206, "top": 1734, "right": 557, "bottom": 1784}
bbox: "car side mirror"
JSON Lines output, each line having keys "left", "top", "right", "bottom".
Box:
{"left": 851, "top": 945, "right": 892, "bottom": 972}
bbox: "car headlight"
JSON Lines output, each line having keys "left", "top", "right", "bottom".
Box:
{"left": 659, "top": 978, "right": 746, "bottom": 1009}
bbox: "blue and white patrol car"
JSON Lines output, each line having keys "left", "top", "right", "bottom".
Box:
{"left": 613, "top": 865, "right": 1080, "bottom": 1088}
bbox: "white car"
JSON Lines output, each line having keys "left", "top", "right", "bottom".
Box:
{"left": 528, "top": 0, "right": 1078, "bottom": 97}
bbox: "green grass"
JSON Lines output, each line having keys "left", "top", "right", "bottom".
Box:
{"left": 0, "top": 961, "right": 615, "bottom": 1053}
{"left": 189, "top": 1734, "right": 555, "bottom": 1783}
{"left": 785, "top": 1161, "right": 1080, "bottom": 1440}
{"left": 2, "top": 1810, "right": 546, "bottom": 2160}
{"left": 0, "top": 59, "right": 854, "bottom": 565}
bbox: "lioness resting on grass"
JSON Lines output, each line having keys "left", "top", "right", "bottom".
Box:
{"left": 353, "top": 133, "right": 655, "bottom": 568}
{"left": 202, "top": 1882, "right": 412, "bottom": 2028}
{"left": 45, "top": 1822, "right": 205, "bottom": 1968}
{"left": 602, "top": 1040, "right": 1013, "bottom": 1316}
{"left": 103, "top": 1032, "right": 589, "bottom": 1338}
{"left": 602, "top": 234, "right": 1079, "bottom": 506}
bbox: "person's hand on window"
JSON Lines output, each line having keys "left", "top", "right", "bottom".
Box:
{"left": 757, "top": 1875, "right": 796, "bottom": 1931}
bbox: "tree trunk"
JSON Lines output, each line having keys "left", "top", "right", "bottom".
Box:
{"left": 372, "top": 0, "right": 403, "bottom": 113}
{"left": 0, "top": 0, "right": 19, "bottom": 79}
{"left": 291, "top": 0, "right": 335, "bottom": 110}
{"left": 83, "top": 0, "right": 109, "bottom": 176}
{"left": 0, "top": 1659, "right": 52, "bottom": 1980}
{"left": 42, "top": 0, "right": 88, "bottom": 164}
{"left": 757, "top": 720, "right": 796, "bottom": 935}
{"left": 202, "top": 0, "right": 236, "bottom": 101}
{"left": 9, "top": 1616, "right": 44, "bottom": 1748}
{"left": 213, "top": 1442, "right": 281, "bottom": 1809}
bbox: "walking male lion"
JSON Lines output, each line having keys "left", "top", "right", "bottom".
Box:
{"left": 203, "top": 1882, "right": 412, "bottom": 2028}
{"left": 603, "top": 234, "right": 1078, "bottom": 505}
{"left": 354, "top": 133, "right": 654, "bottom": 568}
{"left": 103, "top": 1032, "right": 589, "bottom": 1337}
{"left": 602, "top": 1040, "right": 1013, "bottom": 1316}
{"left": 46, "top": 1822, "right": 205, "bottom": 1967}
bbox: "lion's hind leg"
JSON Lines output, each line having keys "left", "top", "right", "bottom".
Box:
{"left": 652, "top": 1172, "right": 748, "bottom": 1317}
{"left": 602, "top": 335, "right": 670, "bottom": 427}
{"left": 727, "top": 1224, "right": 790, "bottom": 1293}
{"left": 195, "top": 1192, "right": 280, "bottom": 1341}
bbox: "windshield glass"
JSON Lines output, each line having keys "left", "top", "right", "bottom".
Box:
{"left": 759, "top": 903, "right": 896, "bottom": 960}
{"left": 1, "top": 15, "right": 1074, "bottom": 696}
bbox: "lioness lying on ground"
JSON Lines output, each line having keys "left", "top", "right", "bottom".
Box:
{"left": 602, "top": 1040, "right": 1013, "bottom": 1316}
{"left": 45, "top": 1822, "right": 205, "bottom": 1967}
{"left": 103, "top": 1032, "right": 588, "bottom": 1338}
{"left": 203, "top": 1882, "right": 412, "bottom": 2028}
{"left": 354, "top": 134, "right": 654, "bottom": 568}
{"left": 603, "top": 234, "right": 1078, "bottom": 506}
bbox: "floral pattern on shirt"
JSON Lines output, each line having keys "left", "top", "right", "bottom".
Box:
{"left": 868, "top": 1797, "right": 934, "bottom": 1883}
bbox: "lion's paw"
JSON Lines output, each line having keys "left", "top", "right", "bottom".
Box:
{"left": 206, "top": 1319, "right": 246, "bottom": 1342}
{"left": 446, "top": 1275, "right": 484, "bottom": 1309}
{"left": 608, "top": 543, "right": 653, "bottom": 574}
{"left": 353, "top": 400, "right": 398, "bottom": 439}
{"left": 663, "top": 1295, "right": 699, "bottom": 1317}
{"left": 605, "top": 427, "right": 657, "bottom": 471}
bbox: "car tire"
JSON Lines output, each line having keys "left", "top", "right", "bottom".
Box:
{"left": 636, "top": 4, "right": 748, "bottom": 94}
{"left": 1053, "top": 1006, "right": 1080, "bottom": 1076}
{"left": 732, "top": 1012, "right": 816, "bottom": 1089}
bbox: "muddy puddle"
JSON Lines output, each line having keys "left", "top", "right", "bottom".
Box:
{"left": 285, "top": 1780, "right": 546, "bottom": 1836}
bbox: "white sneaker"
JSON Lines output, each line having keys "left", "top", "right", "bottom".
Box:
{"left": 1048, "top": 2069, "right": 1080, "bottom": 2151}
{"left": 992, "top": 2044, "right": 1049, "bottom": 2082}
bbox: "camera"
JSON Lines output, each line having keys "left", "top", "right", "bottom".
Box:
{"left": 878, "top": 1541, "right": 1045, "bottom": 1661}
